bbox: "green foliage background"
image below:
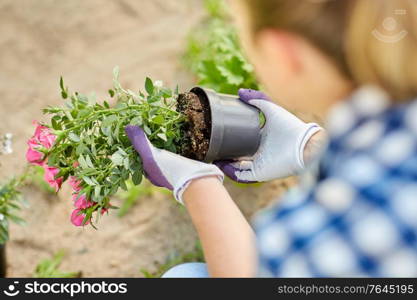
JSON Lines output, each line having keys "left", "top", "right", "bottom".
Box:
{"left": 183, "top": 0, "right": 259, "bottom": 94}
{"left": 0, "top": 172, "right": 29, "bottom": 244}
{"left": 33, "top": 250, "right": 80, "bottom": 278}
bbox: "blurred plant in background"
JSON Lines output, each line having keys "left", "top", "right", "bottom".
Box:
{"left": 33, "top": 250, "right": 80, "bottom": 278}
{"left": 0, "top": 131, "right": 55, "bottom": 245}
{"left": 116, "top": 180, "right": 153, "bottom": 217}
{"left": 0, "top": 133, "right": 28, "bottom": 244}
{"left": 183, "top": 0, "right": 259, "bottom": 94}
{"left": 115, "top": 178, "right": 175, "bottom": 218}
{"left": 0, "top": 174, "right": 28, "bottom": 244}
{"left": 140, "top": 241, "right": 204, "bottom": 278}
{"left": 0, "top": 133, "right": 13, "bottom": 156}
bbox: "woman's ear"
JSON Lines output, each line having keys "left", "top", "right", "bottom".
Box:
{"left": 256, "top": 29, "right": 303, "bottom": 77}
{"left": 249, "top": 29, "right": 304, "bottom": 102}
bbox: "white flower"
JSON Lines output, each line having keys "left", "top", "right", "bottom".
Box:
{"left": 154, "top": 80, "right": 164, "bottom": 88}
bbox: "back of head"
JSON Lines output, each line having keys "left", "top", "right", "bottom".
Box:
{"left": 243, "top": 0, "right": 417, "bottom": 101}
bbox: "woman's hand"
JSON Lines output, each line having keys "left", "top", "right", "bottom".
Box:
{"left": 126, "top": 125, "right": 256, "bottom": 277}
{"left": 215, "top": 89, "right": 323, "bottom": 183}
{"left": 125, "top": 125, "right": 223, "bottom": 204}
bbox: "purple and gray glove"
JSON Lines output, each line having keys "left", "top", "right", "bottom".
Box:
{"left": 125, "top": 126, "right": 224, "bottom": 204}
{"left": 215, "top": 89, "right": 322, "bottom": 183}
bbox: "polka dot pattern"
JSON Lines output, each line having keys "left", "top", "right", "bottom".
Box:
{"left": 255, "top": 86, "right": 417, "bottom": 277}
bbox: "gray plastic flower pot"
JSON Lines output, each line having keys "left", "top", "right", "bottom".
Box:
{"left": 190, "top": 87, "right": 261, "bottom": 162}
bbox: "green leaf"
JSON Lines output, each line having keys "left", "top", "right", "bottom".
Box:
{"left": 217, "top": 59, "right": 244, "bottom": 86}
{"left": 60, "top": 76, "right": 68, "bottom": 99}
{"left": 77, "top": 93, "right": 89, "bottom": 104}
{"left": 102, "top": 115, "right": 118, "bottom": 128}
{"left": 82, "top": 176, "right": 96, "bottom": 186}
{"left": 60, "top": 76, "right": 64, "bottom": 90}
{"left": 94, "top": 185, "right": 101, "bottom": 200}
{"left": 76, "top": 144, "right": 88, "bottom": 155}
{"left": 108, "top": 89, "right": 115, "bottom": 97}
{"left": 111, "top": 151, "right": 124, "bottom": 166}
{"left": 77, "top": 108, "right": 92, "bottom": 118}
{"left": 130, "top": 116, "right": 143, "bottom": 126}
{"left": 143, "top": 125, "right": 152, "bottom": 135}
{"left": 78, "top": 168, "right": 96, "bottom": 176}
{"left": 51, "top": 116, "right": 61, "bottom": 130}
{"left": 161, "top": 88, "right": 172, "bottom": 98}
{"left": 78, "top": 155, "right": 88, "bottom": 169}
{"left": 157, "top": 133, "right": 167, "bottom": 142}
{"left": 123, "top": 157, "right": 130, "bottom": 170}
{"left": 68, "top": 132, "right": 80, "bottom": 142}
{"left": 120, "top": 180, "right": 128, "bottom": 191}
{"left": 101, "top": 125, "right": 112, "bottom": 137}
{"left": 117, "top": 147, "right": 127, "bottom": 156}
{"left": 145, "top": 77, "right": 154, "bottom": 95}
{"left": 47, "top": 152, "right": 59, "bottom": 166}
{"left": 85, "top": 155, "right": 94, "bottom": 168}
{"left": 152, "top": 115, "right": 164, "bottom": 125}
{"left": 132, "top": 171, "right": 142, "bottom": 185}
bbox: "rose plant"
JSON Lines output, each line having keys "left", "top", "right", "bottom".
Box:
{"left": 26, "top": 68, "right": 186, "bottom": 227}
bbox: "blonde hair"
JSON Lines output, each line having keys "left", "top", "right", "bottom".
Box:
{"left": 243, "top": 0, "right": 417, "bottom": 101}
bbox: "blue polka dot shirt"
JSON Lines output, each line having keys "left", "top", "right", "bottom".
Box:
{"left": 255, "top": 86, "right": 417, "bottom": 277}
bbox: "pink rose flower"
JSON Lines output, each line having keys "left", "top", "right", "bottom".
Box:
{"left": 70, "top": 193, "right": 110, "bottom": 227}
{"left": 73, "top": 193, "right": 91, "bottom": 209}
{"left": 33, "top": 122, "right": 56, "bottom": 148}
{"left": 70, "top": 193, "right": 93, "bottom": 227}
{"left": 26, "top": 138, "right": 44, "bottom": 165}
{"left": 44, "top": 166, "right": 63, "bottom": 192}
{"left": 69, "top": 176, "right": 82, "bottom": 192}
{"left": 71, "top": 208, "right": 90, "bottom": 227}
{"left": 26, "top": 121, "right": 56, "bottom": 165}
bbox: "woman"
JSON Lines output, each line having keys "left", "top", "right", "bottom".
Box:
{"left": 126, "top": 0, "right": 417, "bottom": 277}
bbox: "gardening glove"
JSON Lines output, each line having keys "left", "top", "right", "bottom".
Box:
{"left": 125, "top": 125, "right": 224, "bottom": 204}
{"left": 215, "top": 89, "right": 322, "bottom": 183}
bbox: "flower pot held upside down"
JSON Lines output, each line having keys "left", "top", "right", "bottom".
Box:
{"left": 177, "top": 87, "right": 261, "bottom": 162}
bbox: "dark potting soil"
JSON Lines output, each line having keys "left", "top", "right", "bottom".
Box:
{"left": 177, "top": 92, "right": 211, "bottom": 161}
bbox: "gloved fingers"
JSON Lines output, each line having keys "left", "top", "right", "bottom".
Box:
{"left": 244, "top": 98, "right": 284, "bottom": 122}
{"left": 238, "top": 88, "right": 270, "bottom": 104}
{"left": 214, "top": 160, "right": 258, "bottom": 183}
{"left": 238, "top": 89, "right": 288, "bottom": 124}
{"left": 125, "top": 125, "right": 173, "bottom": 189}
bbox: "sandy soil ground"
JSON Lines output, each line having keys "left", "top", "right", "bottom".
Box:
{"left": 0, "top": 0, "right": 291, "bottom": 277}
